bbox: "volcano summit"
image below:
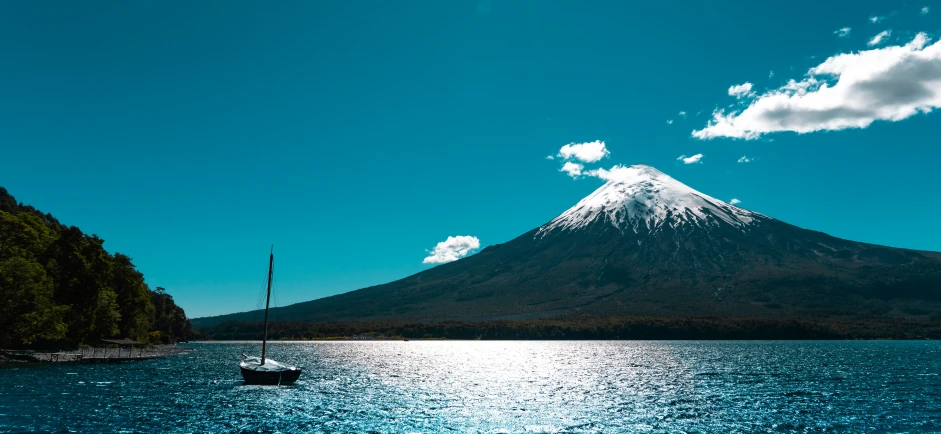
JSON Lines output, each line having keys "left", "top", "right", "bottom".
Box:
{"left": 194, "top": 165, "right": 941, "bottom": 327}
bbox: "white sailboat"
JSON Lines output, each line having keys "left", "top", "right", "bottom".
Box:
{"left": 239, "top": 247, "right": 302, "bottom": 385}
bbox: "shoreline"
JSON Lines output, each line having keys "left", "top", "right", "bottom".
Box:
{"left": 195, "top": 316, "right": 941, "bottom": 341}
{"left": 0, "top": 345, "right": 193, "bottom": 365}
{"left": 188, "top": 337, "right": 926, "bottom": 343}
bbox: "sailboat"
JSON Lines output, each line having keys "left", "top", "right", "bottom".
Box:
{"left": 239, "top": 247, "right": 303, "bottom": 385}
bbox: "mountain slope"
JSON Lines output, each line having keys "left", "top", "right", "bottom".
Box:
{"left": 193, "top": 165, "right": 941, "bottom": 327}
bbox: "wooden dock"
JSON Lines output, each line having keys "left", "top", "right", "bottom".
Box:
{"left": 77, "top": 355, "right": 165, "bottom": 364}
{"left": 2, "top": 347, "right": 176, "bottom": 364}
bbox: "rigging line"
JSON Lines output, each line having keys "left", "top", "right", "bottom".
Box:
{"left": 269, "top": 263, "right": 278, "bottom": 322}
{"left": 271, "top": 265, "right": 281, "bottom": 322}
{"left": 254, "top": 254, "right": 271, "bottom": 313}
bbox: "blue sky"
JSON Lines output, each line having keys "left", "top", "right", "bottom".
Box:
{"left": 2, "top": 1, "right": 940, "bottom": 318}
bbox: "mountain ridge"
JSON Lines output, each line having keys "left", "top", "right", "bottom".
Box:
{"left": 193, "top": 166, "right": 941, "bottom": 328}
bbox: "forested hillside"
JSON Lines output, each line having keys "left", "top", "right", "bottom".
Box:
{"left": 0, "top": 187, "right": 192, "bottom": 348}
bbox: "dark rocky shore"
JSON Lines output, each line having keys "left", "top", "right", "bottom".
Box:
{"left": 0, "top": 345, "right": 192, "bottom": 365}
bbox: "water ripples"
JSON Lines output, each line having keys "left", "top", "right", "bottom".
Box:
{"left": 2, "top": 341, "right": 941, "bottom": 432}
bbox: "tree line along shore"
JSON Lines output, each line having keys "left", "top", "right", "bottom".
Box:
{"left": 0, "top": 187, "right": 194, "bottom": 349}
{"left": 196, "top": 316, "right": 941, "bottom": 341}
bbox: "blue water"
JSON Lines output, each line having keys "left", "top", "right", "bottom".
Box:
{"left": 2, "top": 341, "right": 941, "bottom": 433}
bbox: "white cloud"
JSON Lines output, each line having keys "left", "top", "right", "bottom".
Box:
{"left": 728, "top": 82, "right": 755, "bottom": 98}
{"left": 545, "top": 155, "right": 555, "bottom": 160}
{"left": 666, "top": 119, "right": 674, "bottom": 125}
{"left": 693, "top": 33, "right": 941, "bottom": 140}
{"left": 730, "top": 198, "right": 742, "bottom": 205}
{"left": 422, "top": 236, "right": 481, "bottom": 264}
{"left": 737, "top": 155, "right": 753, "bottom": 163}
{"left": 769, "top": 70, "right": 775, "bottom": 78}
{"left": 922, "top": 6, "right": 930, "bottom": 15}
{"left": 560, "top": 161, "right": 584, "bottom": 178}
{"left": 834, "top": 27, "right": 852, "bottom": 38}
{"left": 557, "top": 140, "right": 609, "bottom": 163}
{"left": 678, "top": 111, "right": 687, "bottom": 117}
{"left": 677, "top": 154, "right": 704, "bottom": 164}
{"left": 583, "top": 164, "right": 695, "bottom": 183}
{"left": 868, "top": 30, "right": 892, "bottom": 46}
{"left": 870, "top": 15, "right": 885, "bottom": 23}
{"left": 583, "top": 165, "right": 636, "bottom": 182}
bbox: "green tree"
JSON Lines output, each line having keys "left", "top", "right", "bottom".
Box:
{"left": 46, "top": 227, "right": 118, "bottom": 343}
{"left": 0, "top": 187, "right": 17, "bottom": 213}
{"left": 92, "top": 289, "right": 121, "bottom": 339}
{"left": 0, "top": 257, "right": 67, "bottom": 346}
{"left": 111, "top": 254, "right": 155, "bottom": 340}
{"left": 0, "top": 211, "right": 53, "bottom": 262}
{"left": 152, "top": 287, "right": 192, "bottom": 343}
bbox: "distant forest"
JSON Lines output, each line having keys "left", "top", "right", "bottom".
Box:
{"left": 199, "top": 315, "right": 941, "bottom": 341}
{"left": 0, "top": 187, "right": 192, "bottom": 348}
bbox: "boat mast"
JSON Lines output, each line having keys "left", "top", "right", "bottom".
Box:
{"left": 261, "top": 245, "right": 273, "bottom": 365}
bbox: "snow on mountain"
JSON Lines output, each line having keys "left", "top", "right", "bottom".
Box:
{"left": 538, "top": 165, "right": 764, "bottom": 235}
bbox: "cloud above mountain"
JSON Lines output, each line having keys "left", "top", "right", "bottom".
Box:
{"left": 423, "top": 236, "right": 481, "bottom": 264}
{"left": 557, "top": 140, "right": 610, "bottom": 163}
{"left": 560, "top": 162, "right": 584, "bottom": 178}
{"left": 582, "top": 165, "right": 658, "bottom": 183}
{"left": 677, "top": 154, "right": 704, "bottom": 164}
{"left": 693, "top": 33, "right": 941, "bottom": 140}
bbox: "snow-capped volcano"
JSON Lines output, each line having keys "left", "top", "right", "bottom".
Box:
{"left": 538, "top": 165, "right": 763, "bottom": 236}
{"left": 194, "top": 165, "right": 941, "bottom": 329}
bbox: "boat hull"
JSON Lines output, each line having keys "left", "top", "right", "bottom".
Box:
{"left": 240, "top": 366, "right": 303, "bottom": 385}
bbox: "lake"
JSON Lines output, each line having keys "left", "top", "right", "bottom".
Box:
{"left": 2, "top": 341, "right": 940, "bottom": 432}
